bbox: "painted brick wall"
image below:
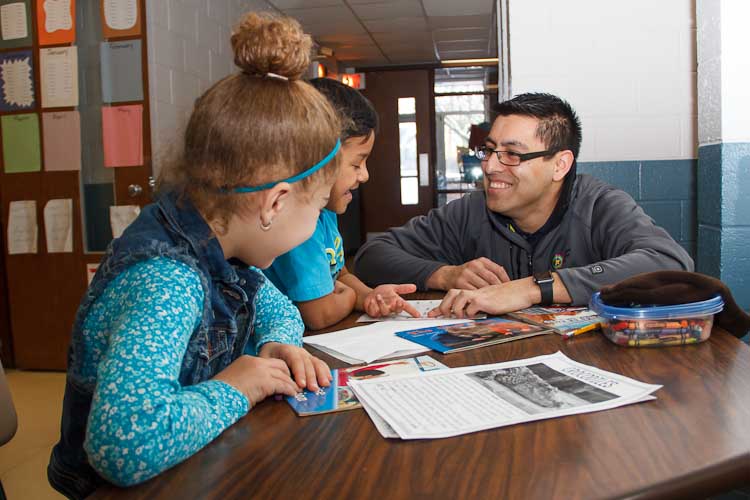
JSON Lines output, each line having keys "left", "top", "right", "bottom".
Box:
{"left": 578, "top": 160, "right": 696, "bottom": 256}
{"left": 145, "top": 0, "right": 275, "bottom": 178}
{"left": 507, "top": 0, "right": 697, "bottom": 256}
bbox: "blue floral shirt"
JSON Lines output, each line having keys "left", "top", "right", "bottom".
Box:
{"left": 80, "top": 257, "right": 303, "bottom": 486}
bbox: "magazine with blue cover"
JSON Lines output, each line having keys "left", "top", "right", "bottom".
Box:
{"left": 286, "top": 355, "right": 447, "bottom": 416}
{"left": 395, "top": 318, "right": 551, "bottom": 354}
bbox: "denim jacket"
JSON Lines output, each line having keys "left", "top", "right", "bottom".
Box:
{"left": 48, "top": 193, "right": 265, "bottom": 499}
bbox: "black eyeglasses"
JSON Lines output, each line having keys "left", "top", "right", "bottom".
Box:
{"left": 475, "top": 146, "right": 558, "bottom": 167}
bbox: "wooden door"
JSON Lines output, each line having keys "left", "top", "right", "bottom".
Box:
{"left": 360, "top": 69, "right": 435, "bottom": 237}
{"left": 0, "top": 0, "right": 152, "bottom": 369}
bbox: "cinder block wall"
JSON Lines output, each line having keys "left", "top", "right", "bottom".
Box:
{"left": 508, "top": 0, "right": 697, "bottom": 256}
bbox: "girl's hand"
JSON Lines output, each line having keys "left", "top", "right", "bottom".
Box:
{"left": 212, "top": 355, "right": 299, "bottom": 406}
{"left": 363, "top": 284, "right": 420, "bottom": 318}
{"left": 259, "top": 342, "right": 332, "bottom": 392}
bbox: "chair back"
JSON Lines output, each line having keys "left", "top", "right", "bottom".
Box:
{"left": 0, "top": 360, "right": 17, "bottom": 446}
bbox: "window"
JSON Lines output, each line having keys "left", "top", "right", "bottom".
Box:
{"left": 397, "top": 97, "right": 418, "bottom": 205}
{"left": 434, "top": 67, "right": 498, "bottom": 207}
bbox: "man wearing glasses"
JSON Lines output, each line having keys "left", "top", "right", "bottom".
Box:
{"left": 353, "top": 93, "right": 693, "bottom": 317}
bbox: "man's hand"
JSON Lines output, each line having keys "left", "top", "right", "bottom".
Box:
{"left": 259, "top": 342, "right": 332, "bottom": 392}
{"left": 428, "top": 277, "right": 539, "bottom": 318}
{"left": 426, "top": 257, "right": 510, "bottom": 290}
{"left": 363, "top": 284, "right": 420, "bottom": 318}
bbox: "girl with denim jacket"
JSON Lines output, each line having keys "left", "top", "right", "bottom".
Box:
{"left": 48, "top": 13, "right": 341, "bottom": 498}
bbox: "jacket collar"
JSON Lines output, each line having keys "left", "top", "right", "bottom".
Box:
{"left": 156, "top": 192, "right": 239, "bottom": 284}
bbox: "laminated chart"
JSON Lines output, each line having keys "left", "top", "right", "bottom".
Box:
{"left": 7, "top": 200, "right": 38, "bottom": 254}
{"left": 0, "top": 49, "right": 34, "bottom": 110}
{"left": 101, "top": 0, "right": 139, "bottom": 37}
{"left": 38, "top": 0, "right": 75, "bottom": 45}
{"left": 40, "top": 46, "right": 78, "bottom": 107}
{"left": 0, "top": 0, "right": 31, "bottom": 48}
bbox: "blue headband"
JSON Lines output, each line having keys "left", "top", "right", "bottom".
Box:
{"left": 229, "top": 139, "right": 341, "bottom": 193}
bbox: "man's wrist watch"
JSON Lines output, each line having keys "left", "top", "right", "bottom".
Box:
{"left": 533, "top": 271, "right": 555, "bottom": 306}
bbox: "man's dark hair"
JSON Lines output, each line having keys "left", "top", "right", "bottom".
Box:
{"left": 493, "top": 93, "right": 582, "bottom": 161}
{"left": 310, "top": 77, "right": 379, "bottom": 141}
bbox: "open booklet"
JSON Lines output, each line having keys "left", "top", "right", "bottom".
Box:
{"left": 286, "top": 355, "right": 447, "bottom": 416}
{"left": 348, "top": 351, "right": 661, "bottom": 439}
{"left": 507, "top": 306, "right": 604, "bottom": 337}
{"left": 356, "top": 300, "right": 486, "bottom": 323}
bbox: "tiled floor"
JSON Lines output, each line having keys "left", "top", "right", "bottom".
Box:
{"left": 0, "top": 369, "right": 66, "bottom": 500}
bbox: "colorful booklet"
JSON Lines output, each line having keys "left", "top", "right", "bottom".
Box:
{"left": 508, "top": 306, "right": 604, "bottom": 337}
{"left": 395, "top": 318, "right": 551, "bottom": 354}
{"left": 286, "top": 355, "right": 447, "bottom": 416}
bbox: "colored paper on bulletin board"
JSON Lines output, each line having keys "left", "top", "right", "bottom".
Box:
{"left": 0, "top": 0, "right": 32, "bottom": 49}
{"left": 36, "top": 0, "right": 75, "bottom": 46}
{"left": 101, "top": 104, "right": 142, "bottom": 167}
{"left": 2, "top": 113, "right": 41, "bottom": 173}
{"left": 7, "top": 200, "right": 37, "bottom": 254}
{"left": 100, "top": 40, "right": 142, "bottom": 103}
{"left": 43, "top": 198, "right": 73, "bottom": 253}
{"left": 100, "top": 0, "right": 140, "bottom": 38}
{"left": 42, "top": 111, "right": 81, "bottom": 171}
{"left": 40, "top": 46, "right": 78, "bottom": 108}
{"left": 0, "top": 49, "right": 34, "bottom": 111}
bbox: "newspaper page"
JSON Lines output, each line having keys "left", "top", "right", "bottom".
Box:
{"left": 348, "top": 351, "right": 661, "bottom": 439}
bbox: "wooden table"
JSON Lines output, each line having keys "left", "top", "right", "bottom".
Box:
{"left": 93, "top": 303, "right": 750, "bottom": 499}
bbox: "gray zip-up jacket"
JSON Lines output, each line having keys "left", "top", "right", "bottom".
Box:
{"left": 353, "top": 174, "right": 694, "bottom": 305}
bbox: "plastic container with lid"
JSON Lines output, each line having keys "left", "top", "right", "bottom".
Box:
{"left": 589, "top": 292, "right": 724, "bottom": 347}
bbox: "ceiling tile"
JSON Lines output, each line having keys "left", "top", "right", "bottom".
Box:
{"left": 303, "top": 21, "right": 368, "bottom": 37}
{"left": 364, "top": 16, "right": 428, "bottom": 32}
{"left": 422, "top": 0, "right": 493, "bottom": 17}
{"left": 350, "top": 1, "right": 423, "bottom": 20}
{"left": 371, "top": 31, "right": 433, "bottom": 44}
{"left": 283, "top": 6, "right": 359, "bottom": 24}
{"left": 438, "top": 48, "right": 492, "bottom": 59}
{"left": 267, "top": 0, "right": 343, "bottom": 8}
{"left": 433, "top": 27, "right": 489, "bottom": 41}
{"left": 428, "top": 15, "right": 492, "bottom": 29}
{"left": 436, "top": 40, "right": 488, "bottom": 51}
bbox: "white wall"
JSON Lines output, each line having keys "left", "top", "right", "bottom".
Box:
{"left": 146, "top": 0, "right": 275, "bottom": 176}
{"left": 508, "top": 0, "right": 696, "bottom": 162}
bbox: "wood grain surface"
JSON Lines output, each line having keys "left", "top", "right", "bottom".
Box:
{"left": 91, "top": 294, "right": 750, "bottom": 500}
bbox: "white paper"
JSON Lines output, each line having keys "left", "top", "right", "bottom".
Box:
{"left": 349, "top": 351, "right": 662, "bottom": 440}
{"left": 357, "top": 300, "right": 486, "bottom": 323}
{"left": 104, "top": 0, "right": 137, "bottom": 30}
{"left": 109, "top": 205, "right": 140, "bottom": 238}
{"left": 303, "top": 319, "right": 466, "bottom": 364}
{"left": 1, "top": 55, "right": 33, "bottom": 107}
{"left": 44, "top": 0, "right": 72, "bottom": 32}
{"left": 7, "top": 200, "right": 37, "bottom": 254}
{"left": 1, "top": 2, "right": 27, "bottom": 41}
{"left": 40, "top": 46, "right": 78, "bottom": 108}
{"left": 43, "top": 199, "right": 73, "bottom": 253}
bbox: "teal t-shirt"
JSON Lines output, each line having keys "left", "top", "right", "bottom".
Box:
{"left": 264, "top": 209, "right": 344, "bottom": 302}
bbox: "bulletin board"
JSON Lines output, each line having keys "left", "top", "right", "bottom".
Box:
{"left": 0, "top": 0, "right": 152, "bottom": 369}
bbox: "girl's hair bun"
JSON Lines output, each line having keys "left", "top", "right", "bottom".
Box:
{"left": 231, "top": 12, "right": 312, "bottom": 81}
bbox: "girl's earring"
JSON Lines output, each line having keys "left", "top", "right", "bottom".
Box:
{"left": 260, "top": 219, "right": 272, "bottom": 231}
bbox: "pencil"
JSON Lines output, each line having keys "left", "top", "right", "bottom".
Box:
{"left": 564, "top": 322, "right": 600, "bottom": 338}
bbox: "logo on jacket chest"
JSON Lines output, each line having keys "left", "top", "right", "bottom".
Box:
{"left": 552, "top": 249, "right": 570, "bottom": 269}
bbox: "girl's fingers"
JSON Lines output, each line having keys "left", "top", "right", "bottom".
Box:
{"left": 312, "top": 357, "right": 332, "bottom": 387}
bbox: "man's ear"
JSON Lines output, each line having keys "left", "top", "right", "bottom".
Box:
{"left": 553, "top": 150, "right": 574, "bottom": 182}
{"left": 259, "top": 182, "right": 292, "bottom": 227}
